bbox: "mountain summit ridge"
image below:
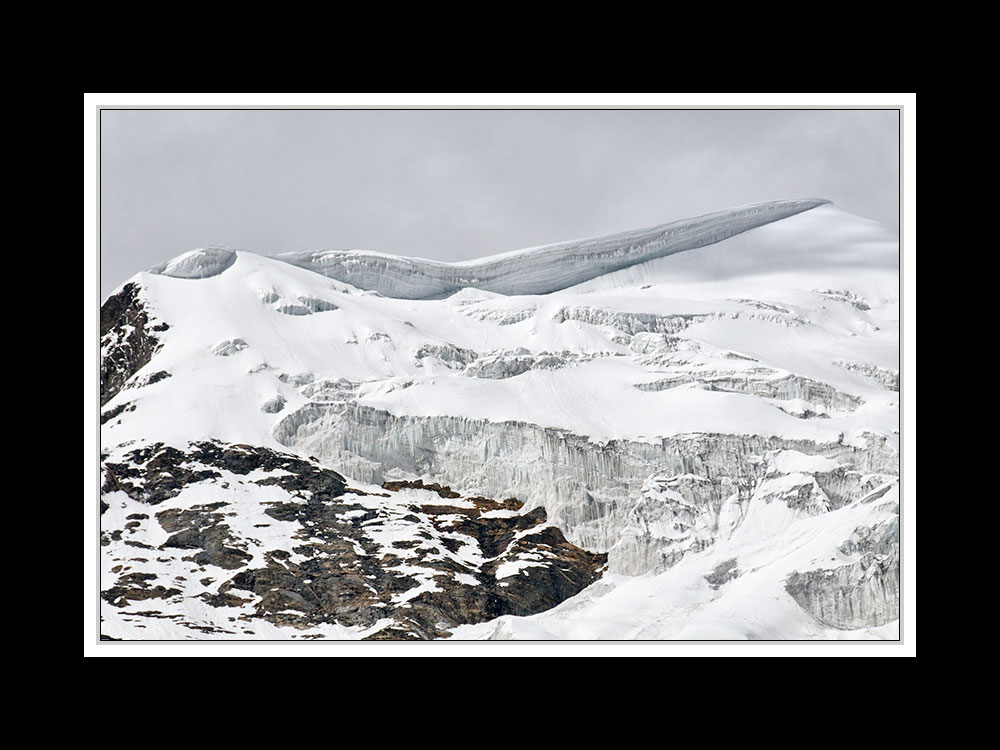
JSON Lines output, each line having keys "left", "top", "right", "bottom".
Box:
{"left": 145, "top": 198, "right": 834, "bottom": 300}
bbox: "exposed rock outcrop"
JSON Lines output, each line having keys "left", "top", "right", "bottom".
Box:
{"left": 100, "top": 283, "right": 166, "bottom": 405}
{"left": 100, "top": 441, "right": 606, "bottom": 639}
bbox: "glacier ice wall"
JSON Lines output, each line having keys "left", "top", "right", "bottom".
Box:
{"left": 273, "top": 402, "right": 898, "bottom": 575}
{"left": 786, "top": 514, "right": 900, "bottom": 629}
{"left": 275, "top": 199, "right": 829, "bottom": 299}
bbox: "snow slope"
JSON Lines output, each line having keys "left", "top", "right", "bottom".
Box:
{"left": 100, "top": 199, "right": 901, "bottom": 640}
{"left": 107, "top": 202, "right": 896, "bottom": 449}
{"left": 450, "top": 483, "right": 899, "bottom": 640}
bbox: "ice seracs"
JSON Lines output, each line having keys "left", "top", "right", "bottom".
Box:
{"left": 149, "top": 246, "right": 237, "bottom": 279}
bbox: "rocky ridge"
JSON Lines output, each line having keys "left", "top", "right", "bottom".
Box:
{"left": 100, "top": 282, "right": 169, "bottom": 406}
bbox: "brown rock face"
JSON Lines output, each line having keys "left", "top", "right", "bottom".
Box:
{"left": 100, "top": 282, "right": 168, "bottom": 406}
{"left": 100, "top": 441, "right": 607, "bottom": 639}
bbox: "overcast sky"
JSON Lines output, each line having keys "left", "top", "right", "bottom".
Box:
{"left": 99, "top": 108, "right": 899, "bottom": 300}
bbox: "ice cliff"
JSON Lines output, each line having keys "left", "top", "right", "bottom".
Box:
{"left": 272, "top": 199, "right": 829, "bottom": 299}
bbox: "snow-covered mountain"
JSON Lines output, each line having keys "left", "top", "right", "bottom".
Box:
{"left": 99, "top": 199, "right": 901, "bottom": 640}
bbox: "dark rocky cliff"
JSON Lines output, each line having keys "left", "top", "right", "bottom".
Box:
{"left": 100, "top": 283, "right": 168, "bottom": 406}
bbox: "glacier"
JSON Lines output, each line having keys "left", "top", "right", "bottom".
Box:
{"left": 270, "top": 199, "right": 829, "bottom": 298}
{"left": 101, "top": 199, "right": 901, "bottom": 641}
